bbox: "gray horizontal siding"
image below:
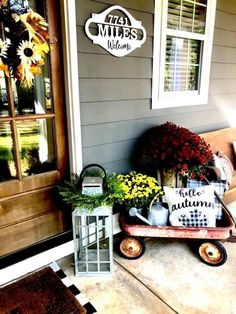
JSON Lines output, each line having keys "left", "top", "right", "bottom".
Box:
{"left": 78, "top": 54, "right": 152, "bottom": 78}
{"left": 102, "top": 159, "right": 133, "bottom": 174}
{"left": 82, "top": 140, "right": 135, "bottom": 165}
{"left": 82, "top": 109, "right": 229, "bottom": 148}
{"left": 212, "top": 46, "right": 236, "bottom": 63}
{"left": 79, "top": 79, "right": 151, "bottom": 102}
{"left": 80, "top": 96, "right": 232, "bottom": 126}
{"left": 93, "top": 0, "right": 154, "bottom": 13}
{"left": 210, "top": 63, "right": 236, "bottom": 79}
{"left": 209, "top": 79, "right": 236, "bottom": 94}
{"left": 213, "top": 28, "right": 236, "bottom": 48}
{"left": 76, "top": 0, "right": 236, "bottom": 173}
{"left": 215, "top": 10, "right": 236, "bottom": 31}
{"left": 217, "top": 0, "right": 236, "bottom": 15}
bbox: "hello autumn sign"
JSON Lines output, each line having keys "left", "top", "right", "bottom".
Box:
{"left": 85, "top": 5, "right": 147, "bottom": 57}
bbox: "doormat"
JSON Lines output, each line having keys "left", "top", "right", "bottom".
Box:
{"left": 0, "top": 262, "right": 97, "bottom": 313}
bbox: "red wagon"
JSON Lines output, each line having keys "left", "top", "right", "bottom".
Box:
{"left": 117, "top": 205, "right": 235, "bottom": 266}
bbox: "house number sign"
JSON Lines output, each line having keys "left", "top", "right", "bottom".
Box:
{"left": 85, "top": 5, "right": 147, "bottom": 57}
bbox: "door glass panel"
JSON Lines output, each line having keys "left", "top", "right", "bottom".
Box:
{"left": 0, "top": 78, "right": 19, "bottom": 117}
{"left": 15, "top": 60, "right": 52, "bottom": 115}
{"left": 0, "top": 76, "right": 9, "bottom": 117}
{"left": 0, "top": 122, "right": 17, "bottom": 181}
{"left": 16, "top": 118, "right": 56, "bottom": 176}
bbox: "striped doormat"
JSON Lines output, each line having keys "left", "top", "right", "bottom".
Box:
{"left": 50, "top": 261, "right": 97, "bottom": 313}
{"left": 0, "top": 261, "right": 96, "bottom": 314}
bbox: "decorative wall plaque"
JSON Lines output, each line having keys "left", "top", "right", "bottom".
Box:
{"left": 85, "top": 5, "right": 147, "bottom": 57}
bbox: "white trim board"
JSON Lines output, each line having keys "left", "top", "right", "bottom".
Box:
{"left": 60, "top": 0, "right": 83, "bottom": 174}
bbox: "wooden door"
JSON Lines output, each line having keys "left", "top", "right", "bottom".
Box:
{"left": 0, "top": 0, "right": 70, "bottom": 257}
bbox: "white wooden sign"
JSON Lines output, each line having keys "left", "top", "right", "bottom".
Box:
{"left": 85, "top": 5, "right": 147, "bottom": 57}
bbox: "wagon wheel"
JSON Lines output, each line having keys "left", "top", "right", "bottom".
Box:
{"left": 198, "top": 241, "right": 227, "bottom": 266}
{"left": 117, "top": 236, "right": 145, "bottom": 260}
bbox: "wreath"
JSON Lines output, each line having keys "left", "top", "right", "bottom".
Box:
{"left": 0, "top": 0, "right": 49, "bottom": 88}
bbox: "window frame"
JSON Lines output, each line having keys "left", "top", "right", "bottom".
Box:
{"left": 152, "top": 0, "right": 217, "bottom": 109}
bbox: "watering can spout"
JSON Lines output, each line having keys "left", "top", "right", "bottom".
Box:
{"left": 129, "top": 204, "right": 169, "bottom": 226}
{"left": 129, "top": 207, "right": 152, "bottom": 225}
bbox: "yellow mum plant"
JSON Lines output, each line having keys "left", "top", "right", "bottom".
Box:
{"left": 117, "top": 171, "right": 163, "bottom": 209}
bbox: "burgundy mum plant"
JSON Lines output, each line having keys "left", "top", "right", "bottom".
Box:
{"left": 137, "top": 122, "right": 213, "bottom": 180}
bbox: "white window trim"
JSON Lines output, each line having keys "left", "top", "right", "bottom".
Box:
{"left": 60, "top": 0, "right": 83, "bottom": 174}
{"left": 152, "top": 0, "right": 217, "bottom": 109}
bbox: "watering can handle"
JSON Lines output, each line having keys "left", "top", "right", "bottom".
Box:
{"left": 149, "top": 193, "right": 162, "bottom": 211}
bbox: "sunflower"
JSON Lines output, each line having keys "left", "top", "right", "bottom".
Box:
{"left": 0, "top": 39, "right": 9, "bottom": 58}
{"left": 30, "top": 65, "right": 41, "bottom": 75}
{"left": 15, "top": 63, "right": 34, "bottom": 88}
{"left": 0, "top": 60, "right": 9, "bottom": 76}
{"left": 34, "top": 42, "right": 49, "bottom": 58}
{"left": 17, "top": 40, "right": 41, "bottom": 65}
{"left": 0, "top": 39, "right": 9, "bottom": 76}
{"left": 16, "top": 41, "right": 42, "bottom": 88}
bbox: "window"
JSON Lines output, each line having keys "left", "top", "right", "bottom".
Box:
{"left": 152, "top": 0, "right": 216, "bottom": 109}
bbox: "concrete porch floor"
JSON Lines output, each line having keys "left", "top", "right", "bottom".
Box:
{"left": 58, "top": 235, "right": 236, "bottom": 314}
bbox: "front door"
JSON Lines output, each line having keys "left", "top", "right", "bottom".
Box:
{"left": 0, "top": 0, "right": 69, "bottom": 256}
